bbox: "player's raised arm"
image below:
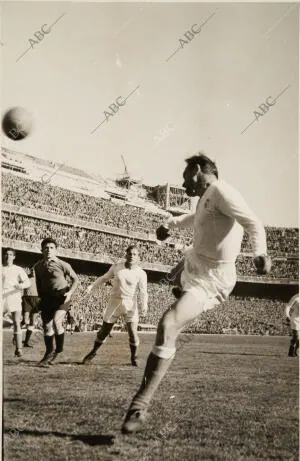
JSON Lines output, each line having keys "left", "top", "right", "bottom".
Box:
{"left": 167, "top": 213, "right": 196, "bottom": 230}
{"left": 216, "top": 183, "right": 271, "bottom": 274}
{"left": 138, "top": 270, "right": 148, "bottom": 316}
{"left": 86, "top": 265, "right": 115, "bottom": 294}
{"left": 156, "top": 213, "right": 196, "bottom": 241}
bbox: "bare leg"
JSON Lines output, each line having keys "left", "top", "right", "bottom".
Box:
{"left": 122, "top": 292, "right": 216, "bottom": 433}
{"left": 24, "top": 311, "right": 38, "bottom": 347}
{"left": 127, "top": 322, "right": 139, "bottom": 366}
{"left": 82, "top": 321, "right": 114, "bottom": 364}
{"left": 12, "top": 311, "right": 22, "bottom": 356}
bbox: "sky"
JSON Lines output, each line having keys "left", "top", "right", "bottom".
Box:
{"left": 1, "top": 2, "right": 299, "bottom": 227}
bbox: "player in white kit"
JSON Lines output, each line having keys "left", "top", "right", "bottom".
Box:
{"left": 82, "top": 245, "right": 148, "bottom": 366}
{"left": 122, "top": 153, "right": 271, "bottom": 433}
{"left": 2, "top": 248, "right": 31, "bottom": 357}
{"left": 285, "top": 294, "right": 299, "bottom": 357}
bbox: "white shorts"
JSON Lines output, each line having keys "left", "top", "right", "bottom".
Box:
{"left": 3, "top": 298, "right": 22, "bottom": 314}
{"left": 181, "top": 249, "right": 237, "bottom": 306}
{"left": 103, "top": 297, "right": 139, "bottom": 324}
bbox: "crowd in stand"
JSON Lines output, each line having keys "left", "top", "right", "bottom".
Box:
{"left": 2, "top": 173, "right": 164, "bottom": 235}
{"left": 3, "top": 212, "right": 299, "bottom": 279}
{"left": 186, "top": 296, "right": 290, "bottom": 336}
{"left": 3, "top": 211, "right": 299, "bottom": 279}
{"left": 241, "top": 228, "right": 299, "bottom": 255}
{"left": 3, "top": 172, "right": 299, "bottom": 256}
{"left": 2, "top": 212, "right": 183, "bottom": 266}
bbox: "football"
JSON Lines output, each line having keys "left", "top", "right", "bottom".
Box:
{"left": 2, "top": 107, "right": 34, "bottom": 141}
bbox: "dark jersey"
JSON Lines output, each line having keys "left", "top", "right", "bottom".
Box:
{"left": 34, "top": 257, "right": 78, "bottom": 297}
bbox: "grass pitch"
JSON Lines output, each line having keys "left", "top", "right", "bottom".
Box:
{"left": 3, "top": 331, "right": 299, "bottom": 461}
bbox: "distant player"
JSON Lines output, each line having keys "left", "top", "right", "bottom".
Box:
{"left": 82, "top": 245, "right": 148, "bottom": 366}
{"left": 65, "top": 309, "right": 76, "bottom": 334}
{"left": 2, "top": 248, "right": 31, "bottom": 357}
{"left": 122, "top": 153, "right": 271, "bottom": 433}
{"left": 285, "top": 293, "right": 299, "bottom": 357}
{"left": 34, "top": 238, "right": 79, "bottom": 367}
{"left": 22, "top": 267, "right": 41, "bottom": 347}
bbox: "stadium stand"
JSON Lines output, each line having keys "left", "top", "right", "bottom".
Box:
{"left": 2, "top": 211, "right": 298, "bottom": 279}
{"left": 2, "top": 172, "right": 298, "bottom": 256}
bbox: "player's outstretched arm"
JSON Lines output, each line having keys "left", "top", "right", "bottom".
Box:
{"left": 156, "top": 213, "right": 196, "bottom": 241}
{"left": 86, "top": 265, "right": 115, "bottom": 294}
{"left": 138, "top": 271, "right": 148, "bottom": 316}
{"left": 216, "top": 184, "right": 271, "bottom": 274}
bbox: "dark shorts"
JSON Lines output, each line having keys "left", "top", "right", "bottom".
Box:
{"left": 40, "top": 288, "right": 71, "bottom": 324}
{"left": 22, "top": 296, "right": 41, "bottom": 314}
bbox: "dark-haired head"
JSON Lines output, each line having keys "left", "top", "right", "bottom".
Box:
{"left": 125, "top": 245, "right": 140, "bottom": 266}
{"left": 4, "top": 247, "right": 16, "bottom": 256}
{"left": 41, "top": 237, "right": 58, "bottom": 250}
{"left": 126, "top": 244, "right": 138, "bottom": 253}
{"left": 185, "top": 152, "right": 218, "bottom": 179}
{"left": 183, "top": 152, "right": 218, "bottom": 197}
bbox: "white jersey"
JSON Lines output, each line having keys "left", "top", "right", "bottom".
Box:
{"left": 2, "top": 264, "right": 30, "bottom": 312}
{"left": 285, "top": 294, "right": 299, "bottom": 330}
{"left": 168, "top": 179, "right": 267, "bottom": 263}
{"left": 91, "top": 262, "right": 148, "bottom": 311}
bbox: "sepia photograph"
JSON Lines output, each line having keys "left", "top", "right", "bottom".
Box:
{"left": 1, "top": 1, "right": 299, "bottom": 460}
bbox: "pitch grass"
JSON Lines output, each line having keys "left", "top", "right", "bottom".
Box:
{"left": 3, "top": 332, "right": 299, "bottom": 461}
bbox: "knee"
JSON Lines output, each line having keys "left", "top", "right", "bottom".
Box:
{"left": 96, "top": 326, "right": 110, "bottom": 343}
{"left": 43, "top": 323, "right": 54, "bottom": 336}
{"left": 13, "top": 322, "right": 21, "bottom": 334}
{"left": 158, "top": 310, "right": 176, "bottom": 338}
{"left": 53, "top": 320, "right": 64, "bottom": 335}
{"left": 128, "top": 331, "right": 139, "bottom": 346}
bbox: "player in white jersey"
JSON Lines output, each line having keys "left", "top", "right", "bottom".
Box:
{"left": 82, "top": 245, "right": 148, "bottom": 366}
{"left": 122, "top": 153, "right": 271, "bottom": 433}
{"left": 2, "top": 248, "right": 31, "bottom": 357}
{"left": 285, "top": 293, "right": 299, "bottom": 357}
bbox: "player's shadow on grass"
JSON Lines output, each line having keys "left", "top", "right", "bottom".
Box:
{"left": 4, "top": 428, "right": 115, "bottom": 446}
{"left": 199, "top": 351, "right": 282, "bottom": 357}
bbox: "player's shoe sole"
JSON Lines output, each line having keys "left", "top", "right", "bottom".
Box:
{"left": 23, "top": 343, "right": 34, "bottom": 348}
{"left": 82, "top": 351, "right": 97, "bottom": 364}
{"left": 121, "top": 408, "right": 149, "bottom": 434}
{"left": 15, "top": 349, "right": 23, "bottom": 358}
